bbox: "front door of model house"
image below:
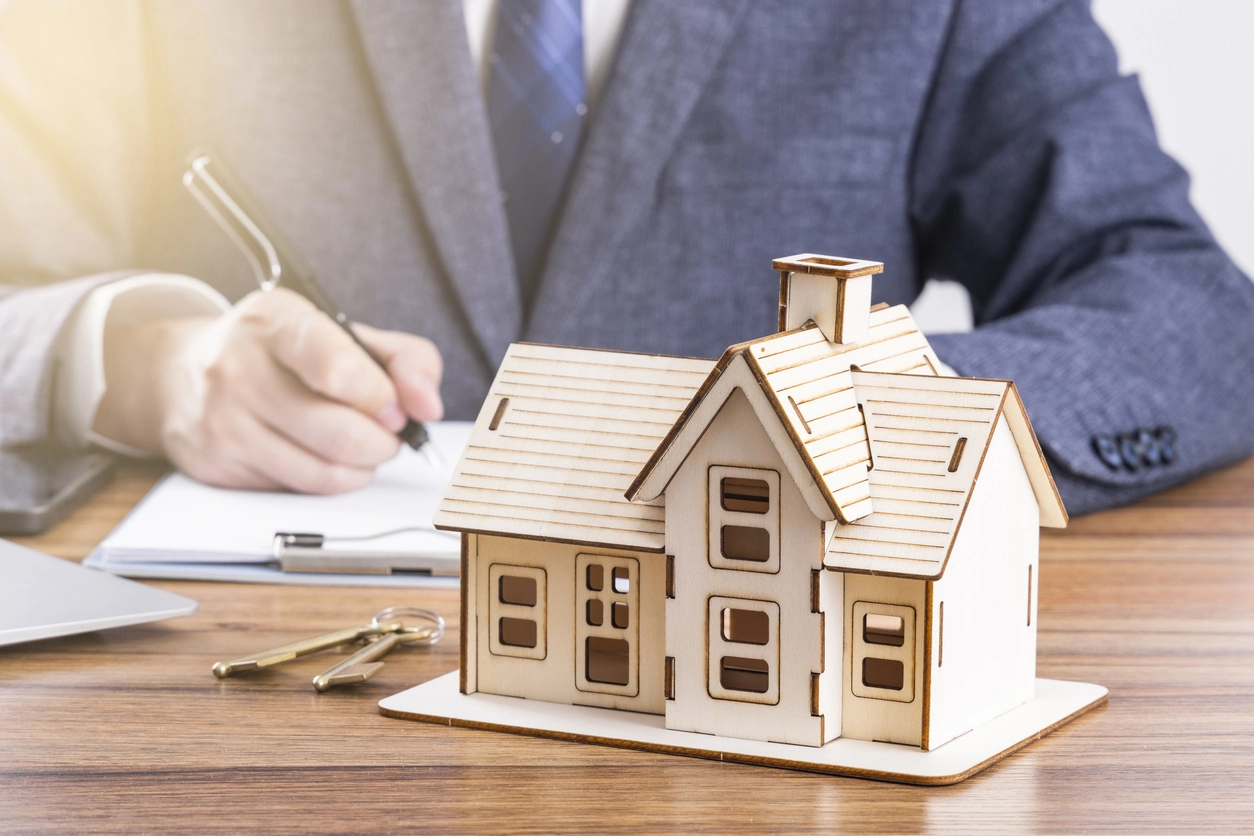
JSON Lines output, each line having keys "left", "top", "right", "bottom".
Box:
{"left": 576, "top": 554, "right": 640, "bottom": 697}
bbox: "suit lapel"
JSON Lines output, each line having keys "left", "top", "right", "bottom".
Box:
{"left": 350, "top": 0, "right": 521, "bottom": 367}
{"left": 528, "top": 0, "right": 750, "bottom": 331}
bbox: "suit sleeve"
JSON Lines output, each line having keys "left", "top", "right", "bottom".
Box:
{"left": 0, "top": 1, "right": 152, "bottom": 447}
{"left": 912, "top": 0, "right": 1254, "bottom": 515}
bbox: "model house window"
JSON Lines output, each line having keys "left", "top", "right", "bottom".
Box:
{"left": 863, "top": 613, "right": 904, "bottom": 647}
{"left": 586, "top": 637, "right": 630, "bottom": 686}
{"left": 708, "top": 467, "right": 781, "bottom": 574}
{"left": 499, "top": 575, "right": 537, "bottom": 607}
{"left": 862, "top": 657, "right": 904, "bottom": 690}
{"left": 708, "top": 597, "right": 780, "bottom": 705}
{"left": 721, "top": 477, "right": 770, "bottom": 513}
{"left": 721, "top": 607, "right": 770, "bottom": 645}
{"left": 498, "top": 576, "right": 538, "bottom": 645}
{"left": 721, "top": 526, "right": 770, "bottom": 562}
{"left": 851, "top": 601, "right": 915, "bottom": 703}
{"left": 488, "top": 564, "right": 547, "bottom": 661}
{"left": 576, "top": 554, "right": 639, "bottom": 696}
{"left": 720, "top": 656, "right": 770, "bottom": 693}
{"left": 499, "top": 616, "right": 537, "bottom": 649}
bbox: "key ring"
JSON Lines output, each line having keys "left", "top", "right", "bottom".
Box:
{"left": 371, "top": 606, "right": 445, "bottom": 646}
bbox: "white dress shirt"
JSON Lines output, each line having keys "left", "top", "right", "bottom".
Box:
{"left": 56, "top": 0, "right": 632, "bottom": 452}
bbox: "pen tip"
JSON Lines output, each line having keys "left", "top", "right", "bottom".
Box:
{"left": 421, "top": 443, "right": 444, "bottom": 469}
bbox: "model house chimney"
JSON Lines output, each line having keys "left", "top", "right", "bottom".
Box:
{"left": 772, "top": 254, "right": 883, "bottom": 344}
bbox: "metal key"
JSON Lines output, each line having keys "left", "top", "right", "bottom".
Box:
{"left": 311, "top": 606, "right": 445, "bottom": 692}
{"left": 312, "top": 627, "right": 435, "bottom": 691}
{"left": 212, "top": 619, "right": 403, "bottom": 678}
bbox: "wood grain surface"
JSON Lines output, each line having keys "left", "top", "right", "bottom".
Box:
{"left": 3, "top": 458, "right": 1253, "bottom": 834}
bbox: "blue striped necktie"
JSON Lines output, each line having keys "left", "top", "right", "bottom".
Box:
{"left": 487, "top": 0, "right": 586, "bottom": 304}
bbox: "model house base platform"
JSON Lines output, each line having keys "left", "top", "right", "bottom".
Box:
{"left": 380, "top": 673, "right": 1106, "bottom": 785}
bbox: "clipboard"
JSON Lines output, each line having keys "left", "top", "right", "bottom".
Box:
{"left": 85, "top": 422, "right": 471, "bottom": 588}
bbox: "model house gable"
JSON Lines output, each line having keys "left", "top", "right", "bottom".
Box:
{"left": 627, "top": 350, "right": 849, "bottom": 525}
{"left": 826, "top": 371, "right": 1068, "bottom": 580}
{"left": 628, "top": 305, "right": 941, "bottom": 525}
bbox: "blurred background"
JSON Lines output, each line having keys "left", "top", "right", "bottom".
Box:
{"left": 911, "top": 0, "right": 1254, "bottom": 334}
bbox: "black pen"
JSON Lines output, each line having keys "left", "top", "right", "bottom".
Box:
{"left": 181, "top": 148, "right": 441, "bottom": 466}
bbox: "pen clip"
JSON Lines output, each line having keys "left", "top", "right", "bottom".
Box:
{"left": 182, "top": 151, "right": 283, "bottom": 292}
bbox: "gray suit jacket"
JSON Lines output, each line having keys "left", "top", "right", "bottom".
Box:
{"left": 2, "top": 0, "right": 1252, "bottom": 515}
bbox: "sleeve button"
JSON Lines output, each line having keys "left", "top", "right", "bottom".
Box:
{"left": 1137, "top": 428, "right": 1162, "bottom": 466}
{"left": 1092, "top": 435, "right": 1123, "bottom": 469}
{"left": 1119, "top": 433, "right": 1145, "bottom": 470}
{"left": 1155, "top": 425, "right": 1177, "bottom": 464}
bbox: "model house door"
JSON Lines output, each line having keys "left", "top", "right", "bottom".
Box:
{"left": 576, "top": 554, "right": 640, "bottom": 697}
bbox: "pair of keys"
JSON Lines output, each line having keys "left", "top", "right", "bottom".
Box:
{"left": 212, "top": 606, "right": 445, "bottom": 692}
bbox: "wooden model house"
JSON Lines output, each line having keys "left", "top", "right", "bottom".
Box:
{"left": 433, "top": 254, "right": 1068, "bottom": 753}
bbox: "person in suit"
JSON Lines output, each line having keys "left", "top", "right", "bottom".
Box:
{"left": 1, "top": 0, "right": 1251, "bottom": 513}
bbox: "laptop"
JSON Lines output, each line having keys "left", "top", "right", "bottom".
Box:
{"left": 0, "top": 538, "right": 196, "bottom": 647}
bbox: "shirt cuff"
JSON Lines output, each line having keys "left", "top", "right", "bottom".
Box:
{"left": 55, "top": 274, "right": 231, "bottom": 456}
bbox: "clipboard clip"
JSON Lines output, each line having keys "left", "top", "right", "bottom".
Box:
{"left": 273, "top": 528, "right": 460, "bottom": 576}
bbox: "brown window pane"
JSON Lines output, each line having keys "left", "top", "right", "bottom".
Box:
{"left": 720, "top": 477, "right": 770, "bottom": 513}
{"left": 612, "top": 566, "right": 630, "bottom": 594}
{"left": 586, "top": 599, "right": 603, "bottom": 627}
{"left": 498, "top": 575, "right": 537, "bottom": 607}
{"left": 586, "top": 564, "right": 603, "bottom": 591}
{"left": 721, "top": 525, "right": 770, "bottom": 562}
{"left": 720, "top": 656, "right": 769, "bottom": 693}
{"left": 611, "top": 601, "right": 630, "bottom": 629}
{"left": 721, "top": 608, "right": 770, "bottom": 645}
{"left": 862, "top": 657, "right": 904, "bottom": 690}
{"left": 586, "top": 636, "right": 630, "bottom": 685}
{"left": 498, "top": 617, "right": 537, "bottom": 649}
{"left": 863, "top": 613, "right": 904, "bottom": 647}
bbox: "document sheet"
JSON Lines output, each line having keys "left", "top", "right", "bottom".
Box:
{"left": 86, "top": 422, "right": 472, "bottom": 588}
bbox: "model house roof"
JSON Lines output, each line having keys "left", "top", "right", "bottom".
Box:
{"left": 824, "top": 371, "right": 1067, "bottom": 580}
{"left": 434, "top": 303, "right": 1065, "bottom": 568}
{"left": 627, "top": 305, "right": 943, "bottom": 523}
{"left": 431, "top": 343, "right": 715, "bottom": 552}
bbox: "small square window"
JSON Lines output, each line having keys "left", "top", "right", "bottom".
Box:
{"left": 612, "top": 567, "right": 630, "bottom": 594}
{"left": 611, "top": 602, "right": 629, "bottom": 629}
{"left": 720, "top": 477, "right": 770, "bottom": 513}
{"left": 586, "top": 564, "right": 604, "bottom": 591}
{"left": 721, "top": 607, "right": 770, "bottom": 645}
{"left": 862, "top": 657, "right": 904, "bottom": 691}
{"left": 498, "top": 575, "right": 537, "bottom": 607}
{"left": 720, "top": 656, "right": 770, "bottom": 693}
{"left": 721, "top": 525, "right": 770, "bottom": 562}
{"left": 863, "top": 613, "right": 904, "bottom": 647}
{"left": 499, "top": 617, "right": 537, "bottom": 649}
{"left": 586, "top": 599, "right": 603, "bottom": 627}
{"left": 586, "top": 637, "right": 629, "bottom": 686}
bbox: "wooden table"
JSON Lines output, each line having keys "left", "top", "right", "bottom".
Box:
{"left": 3, "top": 459, "right": 1253, "bottom": 834}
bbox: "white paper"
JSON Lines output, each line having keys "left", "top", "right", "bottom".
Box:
{"left": 88, "top": 422, "right": 472, "bottom": 586}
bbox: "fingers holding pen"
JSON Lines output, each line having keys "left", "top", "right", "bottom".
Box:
{"left": 246, "top": 360, "right": 402, "bottom": 470}
{"left": 353, "top": 323, "right": 444, "bottom": 423}
{"left": 243, "top": 289, "right": 405, "bottom": 430}
{"left": 148, "top": 288, "right": 445, "bottom": 494}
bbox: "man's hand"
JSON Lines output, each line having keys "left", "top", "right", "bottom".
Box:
{"left": 94, "top": 288, "right": 443, "bottom": 493}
